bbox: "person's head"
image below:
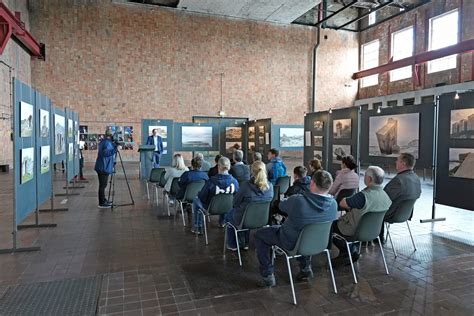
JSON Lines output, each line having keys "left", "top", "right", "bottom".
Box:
{"left": 172, "top": 154, "right": 186, "bottom": 170}
{"left": 195, "top": 152, "right": 204, "bottom": 160}
{"left": 232, "top": 143, "right": 241, "bottom": 150}
{"left": 214, "top": 154, "right": 222, "bottom": 164}
{"left": 254, "top": 152, "right": 262, "bottom": 162}
{"left": 396, "top": 153, "right": 416, "bottom": 172}
{"left": 293, "top": 166, "right": 307, "bottom": 181}
{"left": 105, "top": 128, "right": 113, "bottom": 139}
{"left": 341, "top": 155, "right": 357, "bottom": 170}
{"left": 191, "top": 157, "right": 203, "bottom": 171}
{"left": 267, "top": 148, "right": 279, "bottom": 161}
{"left": 233, "top": 150, "right": 243, "bottom": 163}
{"left": 309, "top": 159, "right": 322, "bottom": 172}
{"left": 252, "top": 161, "right": 270, "bottom": 191}
{"left": 218, "top": 156, "right": 231, "bottom": 174}
{"left": 310, "top": 170, "right": 333, "bottom": 194}
{"left": 364, "top": 166, "right": 385, "bottom": 187}
{"left": 151, "top": 129, "right": 158, "bottom": 136}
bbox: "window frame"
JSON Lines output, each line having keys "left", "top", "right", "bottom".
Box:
{"left": 390, "top": 26, "right": 414, "bottom": 82}
{"left": 360, "top": 39, "right": 380, "bottom": 88}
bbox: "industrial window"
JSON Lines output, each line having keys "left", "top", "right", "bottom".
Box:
{"left": 390, "top": 26, "right": 413, "bottom": 82}
{"left": 427, "top": 9, "right": 459, "bottom": 74}
{"left": 368, "top": 11, "right": 376, "bottom": 25}
{"left": 361, "top": 40, "right": 379, "bottom": 87}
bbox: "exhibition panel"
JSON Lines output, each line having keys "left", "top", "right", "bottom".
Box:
{"left": 141, "top": 119, "right": 174, "bottom": 166}
{"left": 52, "top": 107, "right": 66, "bottom": 163}
{"left": 250, "top": 118, "right": 272, "bottom": 163}
{"left": 65, "top": 108, "right": 76, "bottom": 182}
{"left": 174, "top": 122, "right": 220, "bottom": 152}
{"left": 35, "top": 91, "right": 52, "bottom": 207}
{"left": 304, "top": 111, "right": 329, "bottom": 169}
{"left": 73, "top": 112, "right": 80, "bottom": 176}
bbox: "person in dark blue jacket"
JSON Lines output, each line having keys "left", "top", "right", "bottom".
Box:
{"left": 191, "top": 157, "right": 239, "bottom": 234}
{"left": 225, "top": 161, "right": 273, "bottom": 250}
{"left": 176, "top": 158, "right": 209, "bottom": 201}
{"left": 284, "top": 166, "right": 311, "bottom": 197}
{"left": 255, "top": 170, "right": 337, "bottom": 287}
{"left": 146, "top": 129, "right": 164, "bottom": 168}
{"left": 229, "top": 149, "right": 250, "bottom": 183}
{"left": 94, "top": 129, "right": 117, "bottom": 208}
{"left": 265, "top": 148, "right": 287, "bottom": 185}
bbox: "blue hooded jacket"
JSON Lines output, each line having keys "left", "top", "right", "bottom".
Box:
{"left": 94, "top": 138, "right": 116, "bottom": 174}
{"left": 230, "top": 178, "right": 273, "bottom": 225}
{"left": 177, "top": 170, "right": 209, "bottom": 200}
{"left": 284, "top": 176, "right": 311, "bottom": 197}
{"left": 278, "top": 191, "right": 337, "bottom": 251}
{"left": 198, "top": 173, "right": 239, "bottom": 209}
{"left": 267, "top": 157, "right": 287, "bottom": 184}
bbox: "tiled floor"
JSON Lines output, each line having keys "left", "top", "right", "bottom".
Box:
{"left": 0, "top": 162, "right": 473, "bottom": 315}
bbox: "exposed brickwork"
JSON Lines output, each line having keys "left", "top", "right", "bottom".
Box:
{"left": 358, "top": 0, "right": 474, "bottom": 100}
{"left": 0, "top": 0, "right": 31, "bottom": 168}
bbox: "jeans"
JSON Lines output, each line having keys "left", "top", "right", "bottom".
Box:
{"left": 191, "top": 197, "right": 205, "bottom": 229}
{"left": 255, "top": 226, "right": 311, "bottom": 277}
{"left": 224, "top": 210, "right": 249, "bottom": 248}
{"left": 97, "top": 172, "right": 109, "bottom": 204}
{"left": 152, "top": 151, "right": 161, "bottom": 168}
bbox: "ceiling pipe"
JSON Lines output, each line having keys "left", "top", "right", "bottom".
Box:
{"left": 311, "top": 2, "right": 323, "bottom": 112}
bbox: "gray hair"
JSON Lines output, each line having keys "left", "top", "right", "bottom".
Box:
{"left": 195, "top": 152, "right": 204, "bottom": 159}
{"left": 233, "top": 150, "right": 243, "bottom": 162}
{"left": 218, "top": 156, "right": 231, "bottom": 171}
{"left": 312, "top": 170, "right": 333, "bottom": 190}
{"left": 253, "top": 152, "right": 262, "bottom": 161}
{"left": 365, "top": 166, "right": 385, "bottom": 184}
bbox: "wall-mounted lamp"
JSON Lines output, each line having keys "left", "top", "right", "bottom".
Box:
{"left": 329, "top": 108, "right": 332, "bottom": 114}
{"left": 377, "top": 106, "right": 381, "bottom": 114}
{"left": 218, "top": 110, "right": 226, "bottom": 117}
{"left": 454, "top": 92, "right": 460, "bottom": 100}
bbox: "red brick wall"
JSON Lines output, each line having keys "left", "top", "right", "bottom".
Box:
{"left": 0, "top": 0, "right": 32, "bottom": 168}
{"left": 358, "top": 0, "right": 474, "bottom": 100}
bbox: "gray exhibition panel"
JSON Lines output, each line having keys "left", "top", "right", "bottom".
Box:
{"left": 304, "top": 111, "right": 330, "bottom": 169}
{"left": 14, "top": 79, "right": 38, "bottom": 224}
{"left": 272, "top": 124, "right": 304, "bottom": 152}
{"left": 250, "top": 118, "right": 272, "bottom": 163}
{"left": 141, "top": 119, "right": 174, "bottom": 166}
{"left": 435, "top": 92, "right": 474, "bottom": 211}
{"left": 53, "top": 107, "right": 67, "bottom": 163}
{"left": 35, "top": 91, "right": 53, "bottom": 207}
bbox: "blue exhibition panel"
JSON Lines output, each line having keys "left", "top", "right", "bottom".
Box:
{"left": 141, "top": 119, "right": 174, "bottom": 166}
{"left": 14, "top": 79, "right": 37, "bottom": 224}
{"left": 35, "top": 91, "right": 53, "bottom": 207}
{"left": 52, "top": 106, "right": 66, "bottom": 163}
{"left": 65, "top": 108, "right": 75, "bottom": 181}
{"left": 272, "top": 124, "right": 305, "bottom": 151}
{"left": 174, "top": 122, "right": 220, "bottom": 152}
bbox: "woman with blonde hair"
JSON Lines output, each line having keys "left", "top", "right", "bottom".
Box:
{"left": 164, "top": 153, "right": 189, "bottom": 193}
{"left": 224, "top": 161, "right": 273, "bottom": 251}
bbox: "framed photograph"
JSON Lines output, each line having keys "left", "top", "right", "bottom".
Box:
{"left": 449, "top": 148, "right": 474, "bottom": 179}
{"left": 123, "top": 143, "right": 134, "bottom": 150}
{"left": 305, "top": 131, "right": 311, "bottom": 147}
{"left": 313, "top": 150, "right": 323, "bottom": 160}
{"left": 87, "top": 141, "right": 97, "bottom": 150}
{"left": 226, "top": 141, "right": 242, "bottom": 153}
{"left": 79, "top": 125, "right": 88, "bottom": 134}
{"left": 333, "top": 119, "right": 352, "bottom": 139}
{"left": 54, "top": 114, "right": 66, "bottom": 155}
{"left": 248, "top": 127, "right": 255, "bottom": 139}
{"left": 40, "top": 109, "right": 49, "bottom": 138}
{"left": 20, "top": 147, "right": 34, "bottom": 184}
{"left": 68, "top": 119, "right": 73, "bottom": 138}
{"left": 124, "top": 126, "right": 134, "bottom": 142}
{"left": 258, "top": 136, "right": 264, "bottom": 144}
{"left": 182, "top": 126, "right": 212, "bottom": 147}
{"left": 369, "top": 113, "right": 419, "bottom": 158}
{"left": 226, "top": 127, "right": 242, "bottom": 140}
{"left": 148, "top": 126, "right": 167, "bottom": 138}
{"left": 450, "top": 109, "right": 474, "bottom": 139}
{"left": 258, "top": 126, "right": 265, "bottom": 134}
{"left": 41, "top": 145, "right": 50, "bottom": 174}
{"left": 20, "top": 101, "right": 34, "bottom": 137}
{"left": 279, "top": 128, "right": 304, "bottom": 147}
{"left": 313, "top": 136, "right": 323, "bottom": 147}
{"left": 332, "top": 144, "right": 351, "bottom": 162}
{"left": 162, "top": 141, "right": 167, "bottom": 154}
{"left": 265, "top": 133, "right": 270, "bottom": 145}
{"left": 314, "top": 120, "right": 324, "bottom": 132}
{"left": 248, "top": 142, "right": 255, "bottom": 151}
{"left": 68, "top": 143, "right": 74, "bottom": 161}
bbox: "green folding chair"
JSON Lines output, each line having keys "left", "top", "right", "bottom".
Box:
{"left": 158, "top": 170, "right": 167, "bottom": 208}
{"left": 333, "top": 210, "right": 390, "bottom": 284}
{"left": 198, "top": 194, "right": 234, "bottom": 245}
{"left": 163, "top": 177, "right": 180, "bottom": 217}
{"left": 385, "top": 199, "right": 418, "bottom": 257}
{"left": 275, "top": 176, "right": 291, "bottom": 196}
{"left": 176, "top": 180, "right": 205, "bottom": 226}
{"left": 272, "top": 221, "right": 337, "bottom": 305}
{"left": 146, "top": 168, "right": 165, "bottom": 205}
{"left": 224, "top": 200, "right": 271, "bottom": 266}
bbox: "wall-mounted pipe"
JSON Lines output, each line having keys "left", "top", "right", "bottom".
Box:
{"left": 311, "top": 2, "right": 323, "bottom": 112}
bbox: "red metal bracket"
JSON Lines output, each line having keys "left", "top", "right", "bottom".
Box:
{"left": 0, "top": 2, "right": 44, "bottom": 59}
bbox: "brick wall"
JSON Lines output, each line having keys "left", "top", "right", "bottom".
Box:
{"left": 358, "top": 0, "right": 474, "bottom": 100}
{"left": 28, "top": 0, "right": 358, "bottom": 161}
{"left": 0, "top": 0, "right": 32, "bottom": 168}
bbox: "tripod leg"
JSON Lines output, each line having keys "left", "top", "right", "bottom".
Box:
{"left": 117, "top": 150, "right": 135, "bottom": 205}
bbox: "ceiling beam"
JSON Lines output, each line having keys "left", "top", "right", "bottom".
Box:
{"left": 312, "top": 0, "right": 357, "bottom": 27}
{"left": 335, "top": 1, "right": 393, "bottom": 31}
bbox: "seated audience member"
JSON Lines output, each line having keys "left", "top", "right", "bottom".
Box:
{"left": 230, "top": 150, "right": 251, "bottom": 183}
{"left": 225, "top": 161, "right": 273, "bottom": 250}
{"left": 285, "top": 166, "right": 311, "bottom": 197}
{"left": 380, "top": 153, "right": 421, "bottom": 242}
{"left": 191, "top": 157, "right": 239, "bottom": 234}
{"left": 195, "top": 153, "right": 211, "bottom": 172}
{"left": 208, "top": 154, "right": 222, "bottom": 178}
{"left": 265, "top": 148, "right": 287, "bottom": 185}
{"left": 176, "top": 158, "right": 209, "bottom": 200}
{"left": 328, "top": 155, "right": 359, "bottom": 197}
{"left": 164, "top": 154, "right": 189, "bottom": 194}
{"left": 307, "top": 159, "right": 323, "bottom": 178}
{"left": 255, "top": 170, "right": 337, "bottom": 286}
{"left": 333, "top": 166, "right": 392, "bottom": 263}
{"left": 253, "top": 152, "right": 263, "bottom": 162}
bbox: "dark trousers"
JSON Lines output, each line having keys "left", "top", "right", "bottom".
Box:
{"left": 255, "top": 226, "right": 311, "bottom": 277}
{"left": 332, "top": 221, "right": 358, "bottom": 255}
{"left": 97, "top": 172, "right": 109, "bottom": 204}
{"left": 79, "top": 157, "right": 84, "bottom": 177}
{"left": 152, "top": 151, "right": 161, "bottom": 168}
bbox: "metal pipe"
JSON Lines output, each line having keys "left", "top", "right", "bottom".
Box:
{"left": 311, "top": 3, "right": 323, "bottom": 112}
{"left": 335, "top": 1, "right": 393, "bottom": 30}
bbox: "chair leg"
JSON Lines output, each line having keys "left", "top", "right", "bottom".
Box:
{"left": 271, "top": 246, "right": 276, "bottom": 266}
{"left": 223, "top": 224, "right": 228, "bottom": 256}
{"left": 406, "top": 221, "right": 416, "bottom": 251}
{"left": 166, "top": 194, "right": 170, "bottom": 217}
{"left": 235, "top": 229, "right": 242, "bottom": 266}
{"left": 386, "top": 223, "right": 397, "bottom": 258}
{"left": 325, "top": 249, "right": 337, "bottom": 294}
{"left": 346, "top": 242, "right": 357, "bottom": 284}
{"left": 146, "top": 182, "right": 150, "bottom": 199}
{"left": 377, "top": 236, "right": 390, "bottom": 275}
{"left": 155, "top": 186, "right": 159, "bottom": 206}
{"left": 180, "top": 202, "right": 186, "bottom": 226}
{"left": 203, "top": 212, "right": 209, "bottom": 245}
{"left": 286, "top": 256, "right": 297, "bottom": 305}
{"left": 358, "top": 242, "right": 362, "bottom": 254}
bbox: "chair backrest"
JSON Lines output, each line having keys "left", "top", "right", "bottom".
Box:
{"left": 336, "top": 188, "right": 356, "bottom": 205}
{"left": 289, "top": 221, "right": 332, "bottom": 256}
{"left": 207, "top": 194, "right": 234, "bottom": 215}
{"left": 271, "top": 185, "right": 280, "bottom": 203}
{"left": 169, "top": 177, "right": 181, "bottom": 197}
{"left": 183, "top": 180, "right": 206, "bottom": 203}
{"left": 240, "top": 201, "right": 271, "bottom": 229}
{"left": 149, "top": 168, "right": 165, "bottom": 183}
{"left": 389, "top": 199, "right": 417, "bottom": 223}
{"left": 275, "top": 176, "right": 291, "bottom": 194}
{"left": 353, "top": 210, "right": 388, "bottom": 242}
{"left": 159, "top": 171, "right": 167, "bottom": 187}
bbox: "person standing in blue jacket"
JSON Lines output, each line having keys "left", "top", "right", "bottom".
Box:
{"left": 94, "top": 129, "right": 117, "bottom": 208}
{"left": 146, "top": 129, "right": 164, "bottom": 168}
{"left": 265, "top": 148, "right": 287, "bottom": 185}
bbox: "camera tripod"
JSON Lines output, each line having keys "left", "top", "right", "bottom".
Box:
{"left": 107, "top": 148, "right": 135, "bottom": 209}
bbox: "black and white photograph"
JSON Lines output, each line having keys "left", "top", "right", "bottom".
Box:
{"left": 333, "top": 119, "right": 352, "bottom": 139}
{"left": 332, "top": 145, "right": 351, "bottom": 162}
{"left": 313, "top": 136, "right": 323, "bottom": 147}
{"left": 258, "top": 136, "right": 264, "bottom": 144}
{"left": 313, "top": 150, "right": 323, "bottom": 160}
{"left": 226, "top": 142, "right": 242, "bottom": 153}
{"left": 20, "top": 101, "right": 34, "bottom": 137}
{"left": 68, "top": 119, "right": 73, "bottom": 138}
{"left": 182, "top": 126, "right": 212, "bottom": 147}
{"left": 314, "top": 120, "right": 324, "bottom": 132}
{"left": 279, "top": 128, "right": 304, "bottom": 147}
{"left": 21, "top": 147, "right": 34, "bottom": 184}
{"left": 450, "top": 108, "right": 474, "bottom": 139}
{"left": 449, "top": 148, "right": 474, "bottom": 179}
{"left": 54, "top": 114, "right": 65, "bottom": 155}
{"left": 248, "top": 127, "right": 255, "bottom": 139}
{"left": 40, "top": 109, "right": 49, "bottom": 137}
